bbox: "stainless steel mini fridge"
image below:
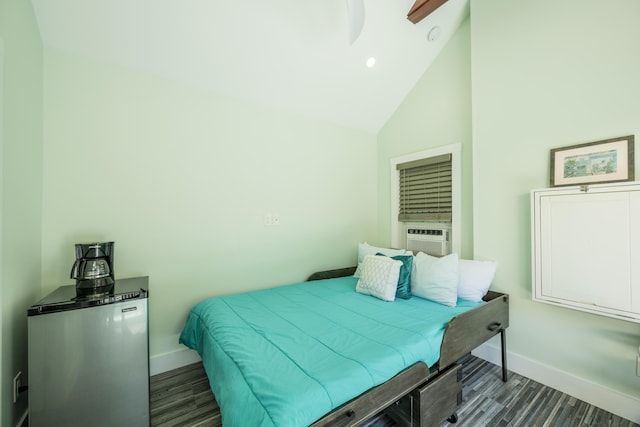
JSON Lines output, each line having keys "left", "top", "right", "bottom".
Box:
{"left": 28, "top": 276, "right": 149, "bottom": 427}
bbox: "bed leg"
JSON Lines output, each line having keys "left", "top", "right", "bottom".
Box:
{"left": 500, "top": 328, "right": 508, "bottom": 382}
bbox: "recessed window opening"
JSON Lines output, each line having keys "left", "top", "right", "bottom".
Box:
{"left": 390, "top": 144, "right": 461, "bottom": 254}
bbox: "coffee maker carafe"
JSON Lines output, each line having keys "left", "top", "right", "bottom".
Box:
{"left": 70, "top": 242, "right": 115, "bottom": 295}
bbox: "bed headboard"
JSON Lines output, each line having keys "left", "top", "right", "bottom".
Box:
{"left": 307, "top": 266, "right": 357, "bottom": 281}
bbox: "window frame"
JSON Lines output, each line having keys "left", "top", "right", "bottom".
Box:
{"left": 390, "top": 143, "right": 462, "bottom": 252}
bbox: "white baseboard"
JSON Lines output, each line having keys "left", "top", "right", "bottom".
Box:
{"left": 149, "top": 347, "right": 202, "bottom": 376}
{"left": 472, "top": 342, "right": 640, "bottom": 424}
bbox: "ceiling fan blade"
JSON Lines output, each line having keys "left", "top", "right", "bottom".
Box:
{"left": 347, "top": 0, "right": 365, "bottom": 45}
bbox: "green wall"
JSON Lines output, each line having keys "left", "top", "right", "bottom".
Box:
{"left": 378, "top": 1, "right": 640, "bottom": 416}
{"left": 0, "top": 0, "right": 43, "bottom": 425}
{"left": 41, "top": 48, "right": 378, "bottom": 357}
{"left": 377, "top": 18, "right": 473, "bottom": 257}
{"left": 471, "top": 0, "right": 640, "bottom": 402}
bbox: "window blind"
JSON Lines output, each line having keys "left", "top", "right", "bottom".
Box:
{"left": 397, "top": 153, "right": 452, "bottom": 222}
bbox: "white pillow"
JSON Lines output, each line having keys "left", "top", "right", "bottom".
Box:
{"left": 410, "top": 252, "right": 459, "bottom": 307}
{"left": 354, "top": 242, "right": 408, "bottom": 278}
{"left": 356, "top": 255, "right": 403, "bottom": 302}
{"left": 458, "top": 259, "right": 497, "bottom": 302}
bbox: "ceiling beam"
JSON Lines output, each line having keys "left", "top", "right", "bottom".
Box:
{"left": 407, "top": 0, "right": 449, "bottom": 24}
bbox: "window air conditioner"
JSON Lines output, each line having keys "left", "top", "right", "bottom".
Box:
{"left": 406, "top": 228, "right": 451, "bottom": 257}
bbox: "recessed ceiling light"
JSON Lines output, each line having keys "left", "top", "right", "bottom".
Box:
{"left": 366, "top": 57, "right": 376, "bottom": 68}
{"left": 427, "top": 26, "right": 441, "bottom": 42}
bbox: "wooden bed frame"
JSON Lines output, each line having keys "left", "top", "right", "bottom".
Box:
{"left": 306, "top": 267, "right": 510, "bottom": 427}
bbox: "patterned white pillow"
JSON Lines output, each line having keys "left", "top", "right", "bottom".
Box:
{"left": 356, "top": 255, "right": 403, "bottom": 302}
{"left": 353, "top": 242, "right": 409, "bottom": 278}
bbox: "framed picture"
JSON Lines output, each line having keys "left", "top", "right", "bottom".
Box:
{"left": 550, "top": 135, "right": 635, "bottom": 187}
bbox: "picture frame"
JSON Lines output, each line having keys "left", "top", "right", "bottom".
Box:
{"left": 550, "top": 135, "right": 635, "bottom": 187}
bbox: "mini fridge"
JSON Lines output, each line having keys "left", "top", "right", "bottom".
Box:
{"left": 27, "top": 276, "right": 149, "bottom": 427}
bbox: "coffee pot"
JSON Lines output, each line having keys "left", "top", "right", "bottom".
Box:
{"left": 70, "top": 242, "right": 115, "bottom": 294}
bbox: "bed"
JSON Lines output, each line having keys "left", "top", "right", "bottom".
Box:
{"left": 179, "top": 261, "right": 509, "bottom": 427}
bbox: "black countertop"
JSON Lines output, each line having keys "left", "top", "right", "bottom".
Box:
{"left": 28, "top": 276, "right": 148, "bottom": 316}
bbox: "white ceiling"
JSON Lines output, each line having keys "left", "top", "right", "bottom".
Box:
{"left": 30, "top": 0, "right": 469, "bottom": 133}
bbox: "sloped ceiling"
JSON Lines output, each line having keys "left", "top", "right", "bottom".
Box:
{"left": 30, "top": 0, "right": 469, "bottom": 133}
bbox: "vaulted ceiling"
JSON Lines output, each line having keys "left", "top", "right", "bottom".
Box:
{"left": 30, "top": 0, "right": 469, "bottom": 133}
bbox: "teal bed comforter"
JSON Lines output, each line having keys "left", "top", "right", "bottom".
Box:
{"left": 179, "top": 276, "right": 480, "bottom": 427}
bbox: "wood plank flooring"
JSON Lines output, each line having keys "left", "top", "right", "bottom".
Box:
{"left": 150, "top": 354, "right": 639, "bottom": 427}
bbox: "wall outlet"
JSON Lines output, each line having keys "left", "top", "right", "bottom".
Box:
{"left": 263, "top": 212, "right": 280, "bottom": 226}
{"left": 13, "top": 371, "right": 22, "bottom": 403}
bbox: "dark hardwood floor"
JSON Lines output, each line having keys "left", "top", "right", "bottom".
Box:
{"left": 150, "top": 354, "right": 639, "bottom": 427}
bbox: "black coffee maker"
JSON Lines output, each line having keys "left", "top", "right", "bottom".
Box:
{"left": 70, "top": 242, "right": 115, "bottom": 296}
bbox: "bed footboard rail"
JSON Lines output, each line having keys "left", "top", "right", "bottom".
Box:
{"left": 310, "top": 362, "right": 430, "bottom": 427}
{"left": 439, "top": 291, "right": 510, "bottom": 381}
